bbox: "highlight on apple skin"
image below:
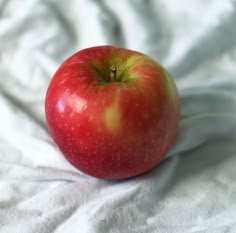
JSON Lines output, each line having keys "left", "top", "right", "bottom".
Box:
{"left": 45, "top": 46, "right": 180, "bottom": 179}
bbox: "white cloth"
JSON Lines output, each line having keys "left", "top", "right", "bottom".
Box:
{"left": 1, "top": 0, "right": 236, "bottom": 232}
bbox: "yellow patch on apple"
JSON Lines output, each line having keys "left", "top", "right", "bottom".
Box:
{"left": 163, "top": 69, "right": 177, "bottom": 99}
{"left": 104, "top": 97, "right": 122, "bottom": 134}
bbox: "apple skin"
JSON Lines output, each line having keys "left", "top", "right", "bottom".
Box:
{"left": 45, "top": 46, "right": 180, "bottom": 179}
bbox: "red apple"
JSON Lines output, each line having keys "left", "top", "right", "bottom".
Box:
{"left": 45, "top": 46, "right": 180, "bottom": 179}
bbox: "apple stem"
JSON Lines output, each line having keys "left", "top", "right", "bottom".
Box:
{"left": 110, "top": 65, "right": 116, "bottom": 81}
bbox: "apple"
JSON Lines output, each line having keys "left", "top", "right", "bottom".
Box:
{"left": 45, "top": 46, "right": 180, "bottom": 179}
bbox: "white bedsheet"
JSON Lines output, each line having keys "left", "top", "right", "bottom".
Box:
{"left": 1, "top": 0, "right": 236, "bottom": 232}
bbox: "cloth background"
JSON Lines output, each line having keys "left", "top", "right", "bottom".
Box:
{"left": 1, "top": 0, "right": 236, "bottom": 232}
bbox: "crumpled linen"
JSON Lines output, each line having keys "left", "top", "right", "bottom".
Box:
{"left": 0, "top": 0, "right": 236, "bottom": 232}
